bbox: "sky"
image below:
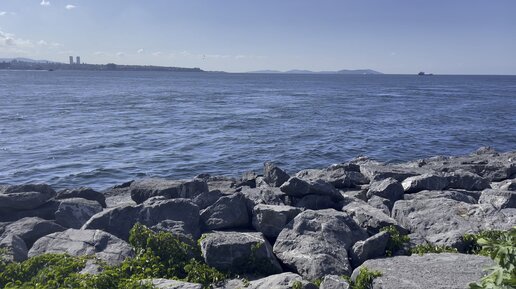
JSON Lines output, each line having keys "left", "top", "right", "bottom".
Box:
{"left": 0, "top": 0, "right": 515, "bottom": 74}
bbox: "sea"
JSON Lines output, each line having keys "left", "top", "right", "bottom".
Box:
{"left": 1, "top": 71, "right": 515, "bottom": 190}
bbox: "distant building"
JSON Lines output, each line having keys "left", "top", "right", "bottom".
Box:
{"left": 76, "top": 56, "right": 81, "bottom": 65}
{"left": 69, "top": 56, "right": 74, "bottom": 65}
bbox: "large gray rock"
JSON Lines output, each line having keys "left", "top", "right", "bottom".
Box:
{"left": 0, "top": 200, "right": 60, "bottom": 222}
{"left": 319, "top": 275, "right": 350, "bottom": 289}
{"left": 240, "top": 187, "right": 286, "bottom": 211}
{"left": 280, "top": 177, "right": 343, "bottom": 203}
{"left": 350, "top": 231, "right": 389, "bottom": 267}
{"left": 247, "top": 272, "right": 318, "bottom": 289}
{"left": 263, "top": 162, "right": 290, "bottom": 187}
{"left": 342, "top": 202, "right": 402, "bottom": 235}
{"left": 273, "top": 209, "right": 368, "bottom": 279}
{"left": 402, "top": 174, "right": 449, "bottom": 193}
{"left": 423, "top": 148, "right": 516, "bottom": 181}
{"left": 0, "top": 234, "right": 28, "bottom": 262}
{"left": 200, "top": 231, "right": 282, "bottom": 275}
{"left": 55, "top": 198, "right": 103, "bottom": 229}
{"left": 56, "top": 187, "right": 107, "bottom": 207}
{"left": 403, "top": 190, "right": 478, "bottom": 204}
{"left": 130, "top": 178, "right": 209, "bottom": 204}
{"left": 252, "top": 204, "right": 303, "bottom": 239}
{"left": 392, "top": 197, "right": 516, "bottom": 249}
{"left": 359, "top": 162, "right": 423, "bottom": 182}
{"left": 367, "top": 196, "right": 391, "bottom": 215}
{"left": 366, "top": 178, "right": 404, "bottom": 204}
{"left": 296, "top": 166, "right": 368, "bottom": 189}
{"left": 192, "top": 190, "right": 224, "bottom": 210}
{"left": 28, "top": 229, "right": 134, "bottom": 265}
{"left": 478, "top": 189, "right": 516, "bottom": 209}
{"left": 200, "top": 193, "right": 249, "bottom": 230}
{"left": 146, "top": 279, "right": 202, "bottom": 289}
{"left": 83, "top": 198, "right": 200, "bottom": 241}
{"left": 0, "top": 184, "right": 56, "bottom": 210}
{"left": 3, "top": 217, "right": 65, "bottom": 247}
{"left": 445, "top": 170, "right": 490, "bottom": 191}
{"left": 351, "top": 253, "right": 493, "bottom": 289}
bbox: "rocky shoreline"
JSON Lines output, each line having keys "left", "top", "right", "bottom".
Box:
{"left": 1, "top": 147, "right": 515, "bottom": 289}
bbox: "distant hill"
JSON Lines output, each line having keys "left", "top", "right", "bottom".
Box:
{"left": 248, "top": 69, "right": 382, "bottom": 75}
{"left": 0, "top": 57, "right": 61, "bottom": 64}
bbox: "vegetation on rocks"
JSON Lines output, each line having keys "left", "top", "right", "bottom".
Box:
{"left": 410, "top": 244, "right": 458, "bottom": 255}
{"left": 469, "top": 227, "right": 516, "bottom": 289}
{"left": 380, "top": 225, "right": 409, "bottom": 256}
{"left": 343, "top": 267, "right": 382, "bottom": 289}
{"left": 0, "top": 223, "right": 226, "bottom": 289}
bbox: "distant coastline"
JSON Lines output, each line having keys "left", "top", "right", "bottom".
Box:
{"left": 0, "top": 58, "right": 203, "bottom": 72}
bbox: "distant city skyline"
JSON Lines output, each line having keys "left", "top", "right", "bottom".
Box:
{"left": 0, "top": 0, "right": 515, "bottom": 74}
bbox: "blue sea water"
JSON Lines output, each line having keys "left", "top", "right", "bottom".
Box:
{"left": 0, "top": 71, "right": 515, "bottom": 190}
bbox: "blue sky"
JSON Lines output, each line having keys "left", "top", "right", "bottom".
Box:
{"left": 0, "top": 0, "right": 515, "bottom": 74}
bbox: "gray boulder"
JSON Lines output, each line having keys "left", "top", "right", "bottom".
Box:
{"left": 252, "top": 204, "right": 303, "bottom": 238}
{"left": 146, "top": 279, "right": 203, "bottom": 289}
{"left": 319, "top": 275, "right": 350, "bottom": 289}
{"left": 273, "top": 209, "right": 368, "bottom": 279}
{"left": 55, "top": 198, "right": 103, "bottom": 229}
{"left": 478, "top": 189, "right": 516, "bottom": 209}
{"left": 200, "top": 193, "right": 249, "bottom": 230}
{"left": 366, "top": 178, "right": 404, "bottom": 204}
{"left": 56, "top": 187, "right": 107, "bottom": 207}
{"left": 498, "top": 179, "right": 516, "bottom": 191}
{"left": 342, "top": 202, "right": 402, "bottom": 235}
{"left": 403, "top": 190, "right": 478, "bottom": 204}
{"left": 263, "top": 162, "right": 290, "bottom": 187}
{"left": 290, "top": 194, "right": 342, "bottom": 210}
{"left": 0, "top": 184, "right": 56, "bottom": 210}
{"left": 367, "top": 196, "right": 391, "bottom": 215}
{"left": 280, "top": 177, "right": 343, "bottom": 203}
{"left": 359, "top": 163, "right": 422, "bottom": 182}
{"left": 0, "top": 234, "right": 28, "bottom": 262}
{"left": 240, "top": 187, "right": 286, "bottom": 211}
{"left": 130, "top": 178, "right": 208, "bottom": 204}
{"left": 351, "top": 253, "right": 493, "bottom": 289}
{"left": 296, "top": 167, "right": 368, "bottom": 189}
{"left": 392, "top": 197, "right": 516, "bottom": 250}
{"left": 247, "top": 272, "right": 318, "bottom": 289}
{"left": 349, "top": 231, "right": 389, "bottom": 267}
{"left": 200, "top": 231, "right": 282, "bottom": 275}
{"left": 3, "top": 217, "right": 65, "bottom": 247}
{"left": 445, "top": 170, "right": 490, "bottom": 191}
{"left": 28, "top": 229, "right": 134, "bottom": 265}
{"left": 192, "top": 190, "right": 224, "bottom": 210}
{"left": 0, "top": 200, "right": 60, "bottom": 222}
{"left": 402, "top": 174, "right": 449, "bottom": 193}
{"left": 83, "top": 198, "right": 200, "bottom": 241}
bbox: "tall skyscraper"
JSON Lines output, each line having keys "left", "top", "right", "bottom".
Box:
{"left": 76, "top": 56, "right": 81, "bottom": 65}
{"left": 69, "top": 56, "right": 74, "bottom": 65}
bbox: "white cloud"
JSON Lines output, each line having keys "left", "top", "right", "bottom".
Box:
{"left": 137, "top": 48, "right": 144, "bottom": 54}
{"left": 116, "top": 52, "right": 125, "bottom": 57}
{"left": 40, "top": 0, "right": 51, "bottom": 6}
{"left": 0, "top": 12, "right": 7, "bottom": 16}
{"left": 152, "top": 51, "right": 162, "bottom": 56}
{"left": 94, "top": 51, "right": 108, "bottom": 56}
{"left": 0, "top": 30, "right": 33, "bottom": 48}
{"left": 65, "top": 5, "right": 76, "bottom": 10}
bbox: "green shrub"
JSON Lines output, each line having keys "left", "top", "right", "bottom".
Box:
{"left": 410, "top": 244, "right": 458, "bottom": 255}
{"left": 292, "top": 280, "right": 303, "bottom": 289}
{"left": 341, "top": 267, "right": 382, "bottom": 289}
{"left": 0, "top": 223, "right": 226, "bottom": 289}
{"left": 381, "top": 225, "right": 410, "bottom": 256}
{"left": 469, "top": 227, "right": 516, "bottom": 289}
{"left": 463, "top": 230, "right": 508, "bottom": 256}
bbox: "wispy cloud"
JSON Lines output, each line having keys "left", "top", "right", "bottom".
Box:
{"left": 137, "top": 48, "right": 144, "bottom": 54}
{"left": 116, "top": 52, "right": 125, "bottom": 57}
{"left": 0, "top": 12, "right": 7, "bottom": 16}
{"left": 152, "top": 51, "right": 163, "bottom": 56}
{"left": 40, "top": 0, "right": 51, "bottom": 7}
{"left": 65, "top": 4, "right": 76, "bottom": 10}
